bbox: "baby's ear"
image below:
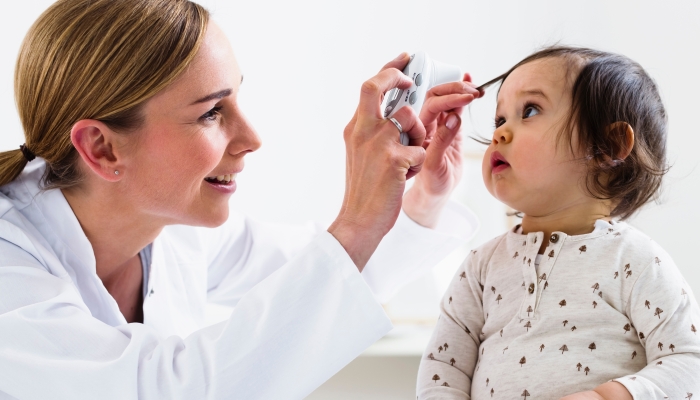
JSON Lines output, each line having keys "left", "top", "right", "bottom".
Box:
{"left": 607, "top": 121, "right": 635, "bottom": 162}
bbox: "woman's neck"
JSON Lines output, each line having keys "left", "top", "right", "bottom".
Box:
{"left": 521, "top": 200, "right": 612, "bottom": 254}
{"left": 61, "top": 185, "right": 163, "bottom": 287}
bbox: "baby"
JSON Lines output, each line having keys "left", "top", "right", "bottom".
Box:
{"left": 417, "top": 46, "right": 700, "bottom": 399}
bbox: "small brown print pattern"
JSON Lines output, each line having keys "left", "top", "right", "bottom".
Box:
{"left": 645, "top": 300, "right": 651, "bottom": 309}
{"left": 592, "top": 283, "right": 600, "bottom": 292}
{"left": 654, "top": 307, "right": 664, "bottom": 318}
{"left": 432, "top": 374, "right": 440, "bottom": 384}
{"left": 522, "top": 389, "right": 530, "bottom": 399}
{"left": 639, "top": 332, "right": 645, "bottom": 339}
{"left": 571, "top": 326, "right": 577, "bottom": 332}
{"left": 450, "top": 358, "right": 455, "bottom": 366}
{"left": 632, "top": 351, "right": 637, "bottom": 359}
{"left": 527, "top": 306, "right": 533, "bottom": 316}
{"left": 459, "top": 271, "right": 466, "bottom": 280}
{"left": 686, "top": 393, "right": 693, "bottom": 399}
{"left": 579, "top": 245, "right": 587, "bottom": 254}
{"left": 443, "top": 343, "right": 449, "bottom": 351}
{"left": 491, "top": 388, "right": 494, "bottom": 397}
{"left": 519, "top": 356, "right": 526, "bottom": 367}
{"left": 670, "top": 344, "right": 676, "bottom": 352}
{"left": 524, "top": 321, "right": 532, "bottom": 332}
{"left": 548, "top": 250, "right": 555, "bottom": 259}
{"left": 693, "top": 324, "right": 697, "bottom": 335}
{"left": 491, "top": 286, "right": 496, "bottom": 294}
{"left": 560, "top": 345, "right": 568, "bottom": 354}
{"left": 584, "top": 366, "right": 590, "bottom": 375}
{"left": 624, "top": 323, "right": 631, "bottom": 333}
{"left": 626, "top": 270, "right": 633, "bottom": 278}
{"left": 614, "top": 271, "right": 619, "bottom": 279}
{"left": 655, "top": 257, "right": 661, "bottom": 265}
{"left": 576, "top": 363, "right": 582, "bottom": 371}
{"left": 496, "top": 294, "right": 502, "bottom": 304}
{"left": 658, "top": 342, "right": 663, "bottom": 351}
{"left": 513, "top": 252, "right": 519, "bottom": 259}
{"left": 428, "top": 353, "right": 434, "bottom": 360}
{"left": 539, "top": 344, "right": 545, "bottom": 352}
{"left": 588, "top": 342, "right": 596, "bottom": 352}
{"left": 559, "top": 300, "right": 567, "bottom": 307}
{"left": 593, "top": 301, "right": 598, "bottom": 309}
{"left": 624, "top": 264, "right": 631, "bottom": 271}
{"left": 563, "top": 320, "right": 568, "bottom": 327}
{"left": 442, "top": 382, "right": 450, "bottom": 387}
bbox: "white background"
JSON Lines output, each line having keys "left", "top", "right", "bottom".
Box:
{"left": 2, "top": 1, "right": 699, "bottom": 398}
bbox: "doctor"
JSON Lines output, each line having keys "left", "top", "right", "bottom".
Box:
{"left": 0, "top": 0, "right": 482, "bottom": 399}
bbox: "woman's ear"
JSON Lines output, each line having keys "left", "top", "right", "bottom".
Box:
{"left": 608, "top": 121, "right": 635, "bottom": 161}
{"left": 70, "top": 120, "right": 123, "bottom": 182}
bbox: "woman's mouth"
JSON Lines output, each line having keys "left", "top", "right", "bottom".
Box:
{"left": 204, "top": 173, "right": 237, "bottom": 185}
{"left": 204, "top": 173, "right": 238, "bottom": 194}
{"left": 490, "top": 151, "right": 510, "bottom": 174}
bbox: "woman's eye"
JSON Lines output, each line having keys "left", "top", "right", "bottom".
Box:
{"left": 200, "top": 106, "right": 223, "bottom": 122}
{"left": 523, "top": 104, "right": 540, "bottom": 119}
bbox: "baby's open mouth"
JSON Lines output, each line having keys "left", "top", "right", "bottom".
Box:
{"left": 490, "top": 152, "right": 510, "bottom": 171}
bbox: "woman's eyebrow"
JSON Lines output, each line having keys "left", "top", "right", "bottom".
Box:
{"left": 191, "top": 88, "right": 233, "bottom": 105}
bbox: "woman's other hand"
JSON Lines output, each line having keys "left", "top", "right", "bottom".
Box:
{"left": 328, "top": 53, "right": 426, "bottom": 271}
{"left": 402, "top": 74, "right": 483, "bottom": 228}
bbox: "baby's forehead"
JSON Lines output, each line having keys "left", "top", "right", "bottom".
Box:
{"left": 497, "top": 57, "right": 574, "bottom": 104}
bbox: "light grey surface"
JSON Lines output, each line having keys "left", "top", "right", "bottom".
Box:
{"left": 306, "top": 355, "right": 421, "bottom": 400}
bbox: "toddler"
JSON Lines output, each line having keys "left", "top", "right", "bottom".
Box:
{"left": 416, "top": 46, "right": 700, "bottom": 399}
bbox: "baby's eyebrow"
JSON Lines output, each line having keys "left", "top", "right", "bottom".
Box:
{"left": 517, "top": 89, "right": 549, "bottom": 101}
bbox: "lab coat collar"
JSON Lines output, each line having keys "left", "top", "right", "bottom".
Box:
{"left": 1, "top": 160, "right": 126, "bottom": 326}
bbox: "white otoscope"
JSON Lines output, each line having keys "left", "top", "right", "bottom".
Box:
{"left": 382, "top": 52, "right": 463, "bottom": 145}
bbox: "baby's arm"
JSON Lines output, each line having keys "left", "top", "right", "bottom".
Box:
{"left": 416, "top": 252, "right": 485, "bottom": 400}
{"left": 611, "top": 253, "right": 700, "bottom": 398}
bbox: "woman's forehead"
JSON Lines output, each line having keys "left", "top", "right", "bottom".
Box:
{"left": 148, "top": 22, "right": 241, "bottom": 109}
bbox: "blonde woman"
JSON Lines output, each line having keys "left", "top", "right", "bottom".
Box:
{"left": 0, "top": 0, "right": 482, "bottom": 398}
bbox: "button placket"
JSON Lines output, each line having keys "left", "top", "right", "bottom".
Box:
{"left": 532, "top": 233, "right": 565, "bottom": 312}
{"left": 519, "top": 232, "right": 542, "bottom": 320}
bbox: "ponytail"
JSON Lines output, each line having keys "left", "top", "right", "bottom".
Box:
{"left": 0, "top": 149, "right": 29, "bottom": 187}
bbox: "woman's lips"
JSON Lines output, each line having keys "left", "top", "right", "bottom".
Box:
{"left": 490, "top": 151, "right": 510, "bottom": 174}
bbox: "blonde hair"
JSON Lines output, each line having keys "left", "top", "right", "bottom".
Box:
{"left": 0, "top": 0, "right": 209, "bottom": 188}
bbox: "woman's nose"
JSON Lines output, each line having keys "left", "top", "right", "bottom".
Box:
{"left": 492, "top": 127, "right": 513, "bottom": 145}
{"left": 228, "top": 111, "right": 262, "bottom": 156}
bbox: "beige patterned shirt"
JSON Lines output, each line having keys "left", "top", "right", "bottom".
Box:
{"left": 417, "top": 220, "right": 700, "bottom": 399}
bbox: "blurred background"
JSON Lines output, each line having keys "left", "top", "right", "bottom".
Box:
{"left": 2, "top": 1, "right": 699, "bottom": 398}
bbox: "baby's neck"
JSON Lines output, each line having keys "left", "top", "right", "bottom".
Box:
{"left": 521, "top": 202, "right": 612, "bottom": 254}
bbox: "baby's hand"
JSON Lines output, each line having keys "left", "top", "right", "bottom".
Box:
{"left": 560, "top": 391, "right": 604, "bottom": 400}
{"left": 560, "top": 382, "right": 632, "bottom": 400}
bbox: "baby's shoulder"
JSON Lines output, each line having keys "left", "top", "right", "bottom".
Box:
{"left": 613, "top": 222, "right": 675, "bottom": 268}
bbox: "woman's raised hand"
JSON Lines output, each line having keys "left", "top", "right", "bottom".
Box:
{"left": 402, "top": 74, "right": 483, "bottom": 228}
{"left": 328, "top": 53, "right": 426, "bottom": 271}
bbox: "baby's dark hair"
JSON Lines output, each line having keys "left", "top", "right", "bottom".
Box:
{"left": 479, "top": 46, "right": 669, "bottom": 219}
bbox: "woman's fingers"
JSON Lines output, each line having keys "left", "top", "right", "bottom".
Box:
{"left": 358, "top": 67, "right": 413, "bottom": 121}
{"left": 379, "top": 52, "right": 411, "bottom": 73}
{"left": 420, "top": 80, "right": 481, "bottom": 125}
{"left": 390, "top": 105, "right": 426, "bottom": 146}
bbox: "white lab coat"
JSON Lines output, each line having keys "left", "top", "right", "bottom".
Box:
{"left": 0, "top": 160, "right": 477, "bottom": 400}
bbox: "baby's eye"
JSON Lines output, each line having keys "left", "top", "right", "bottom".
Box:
{"left": 522, "top": 104, "right": 540, "bottom": 119}
{"left": 494, "top": 116, "right": 506, "bottom": 128}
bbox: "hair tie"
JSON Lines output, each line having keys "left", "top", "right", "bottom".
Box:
{"left": 19, "top": 144, "right": 36, "bottom": 162}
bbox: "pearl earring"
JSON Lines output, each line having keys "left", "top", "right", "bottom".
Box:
{"left": 114, "top": 170, "right": 120, "bottom": 175}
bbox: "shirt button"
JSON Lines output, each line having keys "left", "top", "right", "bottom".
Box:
{"left": 550, "top": 233, "right": 559, "bottom": 243}
{"left": 528, "top": 283, "right": 535, "bottom": 294}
